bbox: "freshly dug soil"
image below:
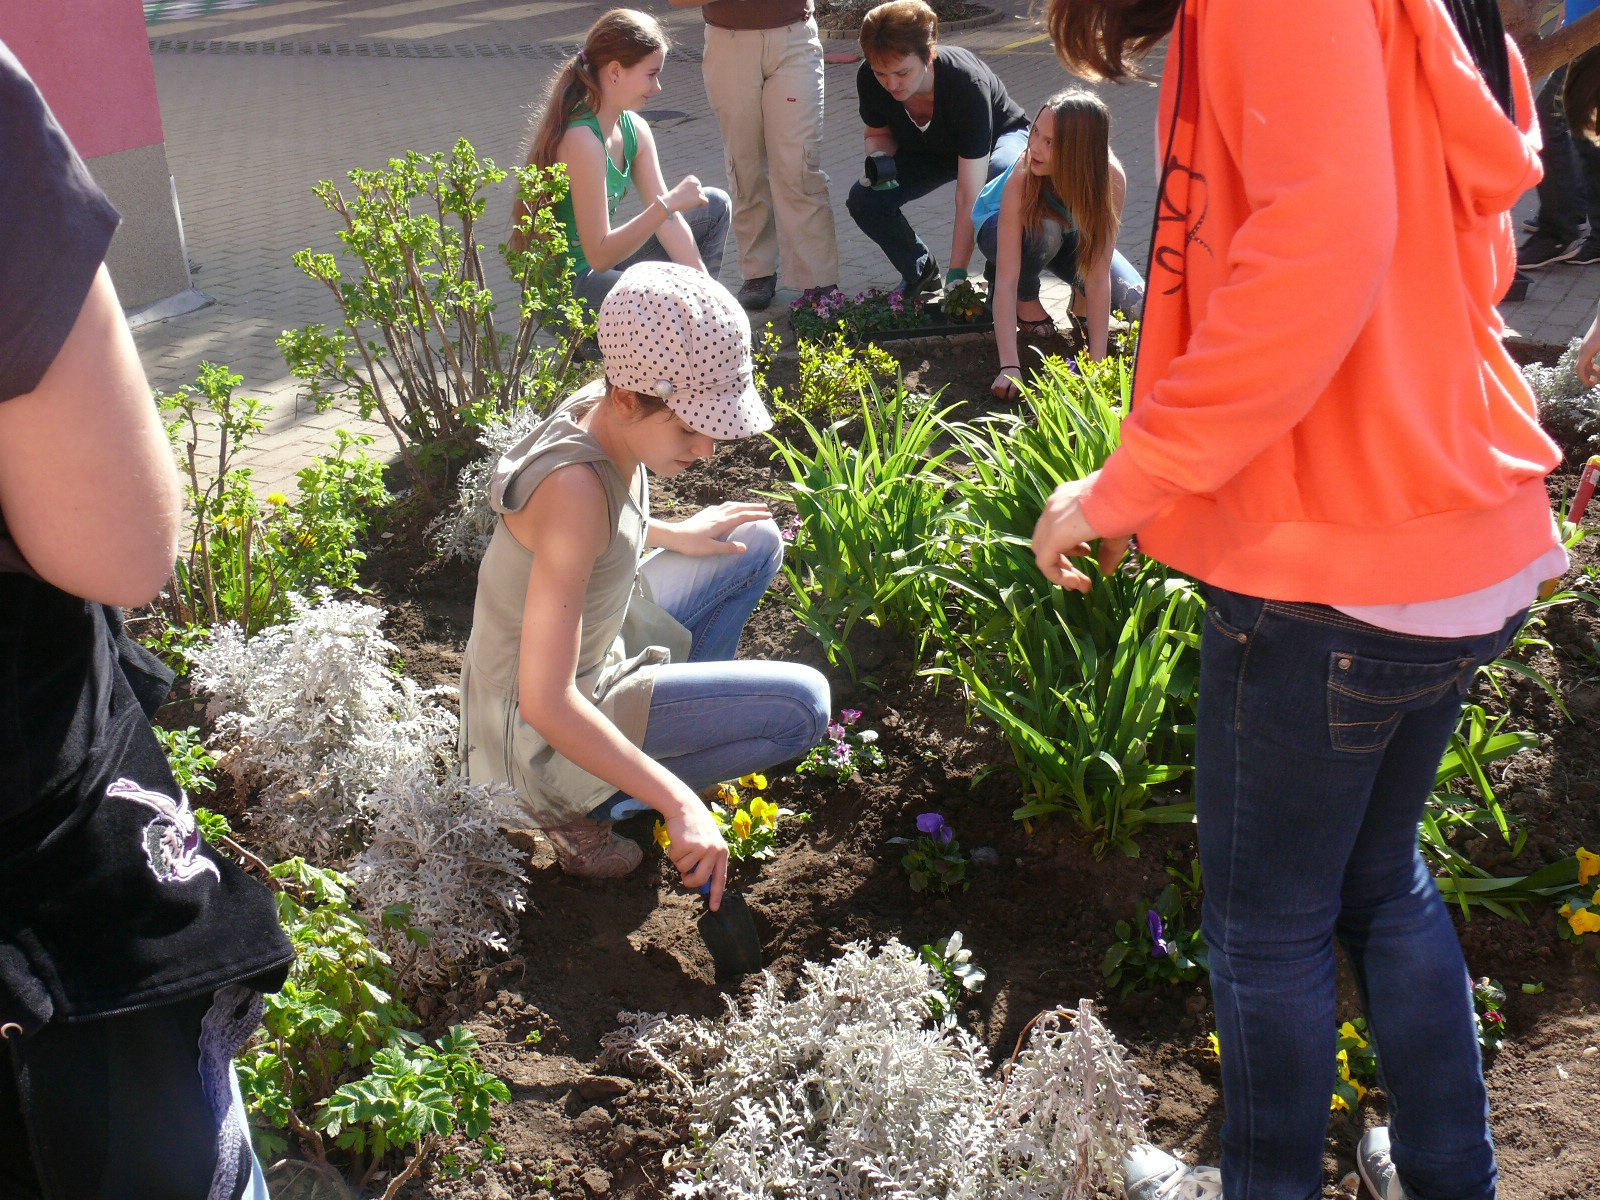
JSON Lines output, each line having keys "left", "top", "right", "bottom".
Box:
{"left": 339, "top": 335, "right": 1600, "bottom": 1200}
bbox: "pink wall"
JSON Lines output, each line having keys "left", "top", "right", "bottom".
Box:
{"left": 2, "top": 0, "right": 164, "bottom": 160}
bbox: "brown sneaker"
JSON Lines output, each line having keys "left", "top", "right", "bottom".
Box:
{"left": 542, "top": 819, "right": 644, "bottom": 878}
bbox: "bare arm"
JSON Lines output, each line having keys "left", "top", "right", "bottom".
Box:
{"left": 630, "top": 119, "right": 706, "bottom": 270}
{"left": 0, "top": 266, "right": 180, "bottom": 606}
{"left": 949, "top": 154, "right": 988, "bottom": 274}
{"left": 508, "top": 467, "right": 729, "bottom": 902}
{"left": 989, "top": 168, "right": 1027, "bottom": 397}
{"left": 864, "top": 123, "right": 898, "bottom": 158}
{"left": 563, "top": 124, "right": 679, "bottom": 273}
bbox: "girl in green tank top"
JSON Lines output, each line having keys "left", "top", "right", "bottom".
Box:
{"left": 513, "top": 10, "right": 728, "bottom": 310}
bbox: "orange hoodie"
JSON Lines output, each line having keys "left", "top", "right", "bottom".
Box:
{"left": 1080, "top": 0, "right": 1563, "bottom": 605}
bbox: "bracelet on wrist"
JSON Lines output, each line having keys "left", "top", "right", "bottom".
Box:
{"left": 999, "top": 364, "right": 1021, "bottom": 371}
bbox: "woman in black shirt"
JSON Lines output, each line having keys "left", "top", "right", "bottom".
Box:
{"left": 848, "top": 0, "right": 1029, "bottom": 295}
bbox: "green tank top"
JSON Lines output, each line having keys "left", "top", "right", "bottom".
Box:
{"left": 552, "top": 110, "right": 638, "bottom": 276}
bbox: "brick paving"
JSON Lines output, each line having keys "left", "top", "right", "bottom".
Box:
{"left": 134, "top": 0, "right": 1597, "bottom": 494}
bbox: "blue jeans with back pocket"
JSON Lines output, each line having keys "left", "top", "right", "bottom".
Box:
{"left": 1195, "top": 584, "right": 1520, "bottom": 1200}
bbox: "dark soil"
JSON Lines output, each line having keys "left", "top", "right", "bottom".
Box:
{"left": 339, "top": 335, "right": 1600, "bottom": 1200}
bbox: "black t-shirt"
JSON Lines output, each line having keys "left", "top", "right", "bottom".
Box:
{"left": 857, "top": 45, "right": 1028, "bottom": 169}
{"left": 0, "top": 42, "right": 291, "bottom": 1031}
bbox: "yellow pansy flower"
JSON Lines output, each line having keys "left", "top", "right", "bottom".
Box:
{"left": 731, "top": 810, "right": 752, "bottom": 839}
{"left": 751, "top": 798, "right": 778, "bottom": 828}
{"left": 1578, "top": 847, "right": 1599, "bottom": 886}
{"left": 715, "top": 783, "right": 741, "bottom": 807}
{"left": 653, "top": 821, "right": 671, "bottom": 850}
{"left": 1568, "top": 906, "right": 1600, "bottom": 936}
{"left": 266, "top": 492, "right": 288, "bottom": 507}
{"left": 1339, "top": 1021, "right": 1368, "bottom": 1049}
{"left": 739, "top": 773, "right": 768, "bottom": 791}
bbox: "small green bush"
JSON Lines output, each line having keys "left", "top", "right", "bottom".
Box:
{"left": 279, "top": 140, "right": 593, "bottom": 492}
{"left": 238, "top": 858, "right": 508, "bottom": 1195}
{"left": 158, "top": 362, "right": 391, "bottom": 641}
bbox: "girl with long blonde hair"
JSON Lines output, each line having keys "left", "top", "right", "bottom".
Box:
{"left": 513, "top": 9, "right": 729, "bottom": 314}
{"left": 973, "top": 88, "right": 1143, "bottom": 399}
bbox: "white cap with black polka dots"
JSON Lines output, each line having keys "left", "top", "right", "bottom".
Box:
{"left": 597, "top": 261, "right": 772, "bottom": 440}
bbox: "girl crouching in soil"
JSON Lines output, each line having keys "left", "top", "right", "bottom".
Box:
{"left": 975, "top": 88, "right": 1144, "bottom": 400}
{"left": 460, "top": 262, "right": 829, "bottom": 908}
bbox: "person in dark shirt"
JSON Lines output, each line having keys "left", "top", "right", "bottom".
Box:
{"left": 847, "top": 0, "right": 1029, "bottom": 295}
{"left": 0, "top": 39, "right": 291, "bottom": 1200}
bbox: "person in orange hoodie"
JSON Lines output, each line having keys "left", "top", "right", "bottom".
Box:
{"left": 1036, "top": 2, "right": 1565, "bottom": 1199}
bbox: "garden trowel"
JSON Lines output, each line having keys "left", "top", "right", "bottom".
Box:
{"left": 697, "top": 881, "right": 763, "bottom": 987}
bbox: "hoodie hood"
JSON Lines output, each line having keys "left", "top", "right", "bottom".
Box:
{"left": 1396, "top": 0, "right": 1541, "bottom": 217}
{"left": 490, "top": 380, "right": 619, "bottom": 515}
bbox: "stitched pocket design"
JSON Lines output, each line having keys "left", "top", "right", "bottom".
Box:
{"left": 1326, "top": 650, "right": 1465, "bottom": 754}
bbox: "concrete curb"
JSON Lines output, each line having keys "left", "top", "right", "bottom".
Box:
{"left": 817, "top": 3, "right": 1005, "bottom": 42}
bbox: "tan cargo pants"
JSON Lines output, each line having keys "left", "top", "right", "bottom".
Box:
{"left": 702, "top": 19, "right": 840, "bottom": 290}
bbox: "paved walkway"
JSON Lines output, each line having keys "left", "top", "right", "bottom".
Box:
{"left": 134, "top": 0, "right": 1598, "bottom": 494}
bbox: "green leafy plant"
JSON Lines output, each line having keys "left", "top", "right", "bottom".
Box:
{"left": 759, "top": 325, "right": 901, "bottom": 425}
{"left": 237, "top": 858, "right": 508, "bottom": 1195}
{"left": 154, "top": 725, "right": 218, "bottom": 800}
{"left": 795, "top": 708, "right": 886, "bottom": 778}
{"left": 769, "top": 382, "right": 958, "bottom": 677}
{"left": 918, "top": 931, "right": 987, "bottom": 1027}
{"left": 278, "top": 141, "right": 593, "bottom": 491}
{"left": 889, "top": 811, "right": 971, "bottom": 894}
{"left": 927, "top": 354, "right": 1202, "bottom": 856}
{"left": 158, "top": 362, "right": 391, "bottom": 638}
{"left": 940, "top": 277, "right": 990, "bottom": 324}
{"left": 1473, "top": 977, "right": 1508, "bottom": 1054}
{"left": 1102, "top": 873, "right": 1208, "bottom": 997}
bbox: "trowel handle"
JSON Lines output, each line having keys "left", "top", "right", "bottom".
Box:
{"left": 1567, "top": 454, "right": 1600, "bottom": 525}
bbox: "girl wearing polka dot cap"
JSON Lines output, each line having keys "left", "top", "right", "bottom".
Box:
{"left": 459, "top": 262, "right": 829, "bottom": 907}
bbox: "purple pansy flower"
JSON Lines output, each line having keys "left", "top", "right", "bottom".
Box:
{"left": 840, "top": 708, "right": 862, "bottom": 726}
{"left": 1147, "top": 909, "right": 1172, "bottom": 958}
{"left": 917, "top": 811, "right": 954, "bottom": 846}
{"left": 827, "top": 722, "right": 846, "bottom": 741}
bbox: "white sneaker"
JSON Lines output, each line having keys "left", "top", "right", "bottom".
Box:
{"left": 1356, "top": 1127, "right": 1409, "bottom": 1200}
{"left": 1123, "top": 1144, "right": 1224, "bottom": 1200}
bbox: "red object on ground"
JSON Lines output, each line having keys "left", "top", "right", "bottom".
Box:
{"left": 1567, "top": 454, "right": 1600, "bottom": 525}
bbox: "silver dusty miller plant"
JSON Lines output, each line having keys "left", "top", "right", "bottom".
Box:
{"left": 1522, "top": 337, "right": 1600, "bottom": 454}
{"left": 349, "top": 768, "right": 529, "bottom": 988}
{"left": 427, "top": 402, "right": 547, "bottom": 563}
{"left": 601, "top": 939, "right": 1146, "bottom": 1199}
{"left": 189, "top": 594, "right": 456, "bottom": 861}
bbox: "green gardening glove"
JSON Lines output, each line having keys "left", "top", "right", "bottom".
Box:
{"left": 945, "top": 267, "right": 968, "bottom": 288}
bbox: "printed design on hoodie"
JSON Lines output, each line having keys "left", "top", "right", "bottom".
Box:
{"left": 106, "top": 777, "right": 221, "bottom": 885}
{"left": 1153, "top": 162, "right": 1212, "bottom": 296}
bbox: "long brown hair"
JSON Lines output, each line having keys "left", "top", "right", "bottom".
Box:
{"left": 1044, "top": 0, "right": 1180, "bottom": 81}
{"left": 511, "top": 8, "right": 669, "bottom": 251}
{"left": 1018, "top": 91, "right": 1118, "bottom": 273}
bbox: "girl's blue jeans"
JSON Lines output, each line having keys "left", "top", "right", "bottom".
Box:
{"left": 975, "top": 212, "right": 1145, "bottom": 316}
{"left": 592, "top": 519, "right": 829, "bottom": 819}
{"left": 1197, "top": 584, "right": 1518, "bottom": 1200}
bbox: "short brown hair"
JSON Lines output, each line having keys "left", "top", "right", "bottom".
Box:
{"left": 1044, "top": 0, "right": 1180, "bottom": 82}
{"left": 860, "top": 0, "right": 938, "bottom": 64}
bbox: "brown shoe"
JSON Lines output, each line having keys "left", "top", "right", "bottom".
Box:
{"left": 542, "top": 819, "right": 644, "bottom": 878}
